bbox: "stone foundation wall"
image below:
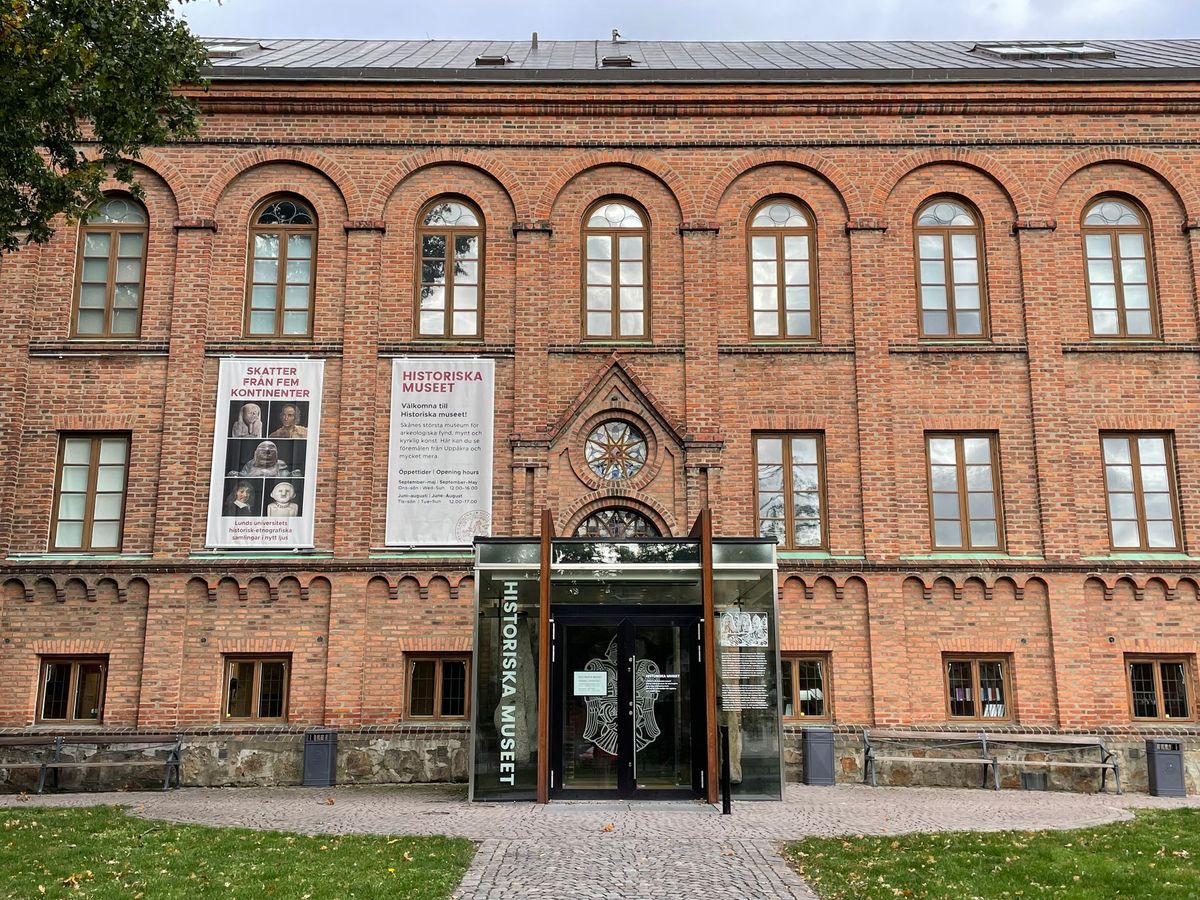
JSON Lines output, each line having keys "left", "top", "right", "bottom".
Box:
{"left": 784, "top": 728, "right": 1199, "bottom": 794}
{"left": 0, "top": 726, "right": 471, "bottom": 792}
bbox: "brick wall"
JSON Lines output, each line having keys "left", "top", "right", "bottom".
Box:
{"left": 2, "top": 76, "right": 1200, "bottom": 741}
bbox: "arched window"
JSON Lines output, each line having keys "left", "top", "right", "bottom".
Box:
{"left": 417, "top": 198, "right": 484, "bottom": 339}
{"left": 1082, "top": 197, "right": 1157, "bottom": 337}
{"left": 583, "top": 199, "right": 648, "bottom": 339}
{"left": 914, "top": 198, "right": 987, "bottom": 338}
{"left": 748, "top": 198, "right": 818, "bottom": 339}
{"left": 245, "top": 196, "right": 316, "bottom": 337}
{"left": 574, "top": 507, "right": 661, "bottom": 538}
{"left": 73, "top": 196, "right": 147, "bottom": 337}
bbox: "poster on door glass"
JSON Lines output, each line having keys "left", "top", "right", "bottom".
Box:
{"left": 385, "top": 357, "right": 495, "bottom": 546}
{"left": 205, "top": 358, "right": 324, "bottom": 548}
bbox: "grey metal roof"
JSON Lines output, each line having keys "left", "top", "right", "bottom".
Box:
{"left": 199, "top": 38, "right": 1200, "bottom": 83}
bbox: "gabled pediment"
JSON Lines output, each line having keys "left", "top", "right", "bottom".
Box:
{"left": 546, "top": 355, "right": 686, "bottom": 449}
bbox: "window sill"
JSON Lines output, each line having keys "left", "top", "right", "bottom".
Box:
{"left": 369, "top": 548, "right": 474, "bottom": 559}
{"left": 191, "top": 550, "right": 333, "bottom": 559}
{"left": 1083, "top": 552, "right": 1194, "bottom": 561}
{"left": 900, "top": 552, "right": 1043, "bottom": 562}
{"left": 1063, "top": 341, "right": 1200, "bottom": 353}
{"left": 9, "top": 552, "right": 151, "bottom": 561}
{"left": 777, "top": 551, "right": 866, "bottom": 561}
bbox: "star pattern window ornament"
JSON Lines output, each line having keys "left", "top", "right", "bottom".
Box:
{"left": 574, "top": 508, "right": 661, "bottom": 539}
{"left": 584, "top": 420, "right": 648, "bottom": 481}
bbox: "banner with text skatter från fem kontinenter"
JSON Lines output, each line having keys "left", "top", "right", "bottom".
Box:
{"left": 205, "top": 358, "right": 324, "bottom": 548}
{"left": 385, "top": 357, "right": 494, "bottom": 546}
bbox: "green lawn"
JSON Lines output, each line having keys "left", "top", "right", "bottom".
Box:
{"left": 0, "top": 806, "right": 475, "bottom": 899}
{"left": 784, "top": 808, "right": 1200, "bottom": 899}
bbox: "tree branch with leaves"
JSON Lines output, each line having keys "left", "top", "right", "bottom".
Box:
{"left": 0, "top": 0, "right": 208, "bottom": 251}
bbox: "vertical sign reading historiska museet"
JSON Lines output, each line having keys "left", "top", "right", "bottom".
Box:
{"left": 205, "top": 358, "right": 324, "bottom": 549}
{"left": 386, "top": 357, "right": 494, "bottom": 546}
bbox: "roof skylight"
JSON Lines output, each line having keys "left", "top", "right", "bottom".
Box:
{"left": 972, "top": 42, "right": 1115, "bottom": 60}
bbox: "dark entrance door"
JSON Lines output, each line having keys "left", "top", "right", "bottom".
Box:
{"left": 550, "top": 606, "right": 705, "bottom": 798}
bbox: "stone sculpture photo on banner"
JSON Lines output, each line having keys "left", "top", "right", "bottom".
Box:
{"left": 206, "top": 359, "right": 323, "bottom": 548}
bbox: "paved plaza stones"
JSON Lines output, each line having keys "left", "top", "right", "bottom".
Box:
{"left": 5, "top": 785, "right": 1198, "bottom": 898}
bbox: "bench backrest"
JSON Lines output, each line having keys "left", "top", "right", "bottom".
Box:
{"left": 984, "top": 734, "right": 1104, "bottom": 747}
{"left": 0, "top": 736, "right": 57, "bottom": 747}
{"left": 57, "top": 734, "right": 181, "bottom": 747}
{"left": 866, "top": 729, "right": 984, "bottom": 743}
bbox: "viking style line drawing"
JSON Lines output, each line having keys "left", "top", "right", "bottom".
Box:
{"left": 582, "top": 637, "right": 663, "bottom": 754}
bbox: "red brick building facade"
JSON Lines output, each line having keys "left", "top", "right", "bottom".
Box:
{"left": 2, "top": 38, "right": 1199, "bottom": 790}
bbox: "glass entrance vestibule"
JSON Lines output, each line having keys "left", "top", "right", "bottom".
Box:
{"left": 470, "top": 514, "right": 783, "bottom": 802}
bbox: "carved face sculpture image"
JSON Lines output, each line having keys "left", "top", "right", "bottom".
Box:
{"left": 231, "top": 402, "right": 263, "bottom": 437}
{"left": 267, "top": 481, "right": 299, "bottom": 517}
{"left": 239, "top": 440, "right": 290, "bottom": 477}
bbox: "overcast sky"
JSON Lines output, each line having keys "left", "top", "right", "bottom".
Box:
{"left": 180, "top": 0, "right": 1198, "bottom": 42}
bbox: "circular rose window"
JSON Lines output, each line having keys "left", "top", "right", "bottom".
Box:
{"left": 585, "top": 421, "right": 648, "bottom": 481}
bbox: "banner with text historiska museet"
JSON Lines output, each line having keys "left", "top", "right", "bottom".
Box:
{"left": 205, "top": 358, "right": 324, "bottom": 549}
{"left": 385, "top": 357, "right": 494, "bottom": 546}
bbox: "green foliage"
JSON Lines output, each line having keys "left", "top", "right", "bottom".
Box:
{"left": 784, "top": 808, "right": 1200, "bottom": 899}
{"left": 0, "top": 0, "right": 208, "bottom": 252}
{"left": 0, "top": 805, "right": 476, "bottom": 898}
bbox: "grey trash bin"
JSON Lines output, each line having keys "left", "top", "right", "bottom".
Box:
{"left": 303, "top": 728, "right": 337, "bottom": 787}
{"left": 1146, "top": 739, "right": 1185, "bottom": 797}
{"left": 803, "top": 727, "right": 836, "bottom": 786}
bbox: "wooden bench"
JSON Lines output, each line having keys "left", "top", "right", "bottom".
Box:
{"left": 0, "top": 736, "right": 59, "bottom": 785}
{"left": 36, "top": 734, "right": 182, "bottom": 794}
{"left": 984, "top": 734, "right": 1121, "bottom": 794}
{"left": 863, "top": 729, "right": 999, "bottom": 790}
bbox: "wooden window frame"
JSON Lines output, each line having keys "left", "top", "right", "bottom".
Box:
{"left": 243, "top": 195, "right": 317, "bottom": 339}
{"left": 780, "top": 653, "right": 832, "bottom": 722}
{"left": 49, "top": 433, "right": 130, "bottom": 553}
{"left": 943, "top": 654, "right": 1014, "bottom": 723}
{"left": 913, "top": 197, "right": 990, "bottom": 340}
{"left": 1126, "top": 655, "right": 1196, "bottom": 722}
{"left": 581, "top": 197, "right": 651, "bottom": 341}
{"left": 221, "top": 655, "right": 291, "bottom": 723}
{"left": 1081, "top": 195, "right": 1160, "bottom": 340}
{"left": 36, "top": 656, "right": 108, "bottom": 724}
{"left": 1100, "top": 432, "right": 1182, "bottom": 552}
{"left": 925, "top": 432, "right": 1005, "bottom": 552}
{"left": 405, "top": 654, "right": 471, "bottom": 721}
{"left": 746, "top": 196, "right": 820, "bottom": 341}
{"left": 752, "top": 432, "right": 828, "bottom": 550}
{"left": 71, "top": 194, "right": 149, "bottom": 338}
{"left": 413, "top": 196, "right": 485, "bottom": 340}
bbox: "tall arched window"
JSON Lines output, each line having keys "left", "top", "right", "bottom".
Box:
{"left": 574, "top": 507, "right": 661, "bottom": 538}
{"left": 1082, "top": 197, "right": 1157, "bottom": 338}
{"left": 73, "top": 196, "right": 148, "bottom": 337}
{"left": 245, "top": 196, "right": 316, "bottom": 337}
{"left": 748, "top": 198, "right": 818, "bottom": 339}
{"left": 583, "top": 199, "right": 648, "bottom": 340}
{"left": 417, "top": 198, "right": 484, "bottom": 339}
{"left": 914, "top": 198, "right": 987, "bottom": 338}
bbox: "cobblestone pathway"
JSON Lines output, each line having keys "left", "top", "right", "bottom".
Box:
{"left": 5, "top": 784, "right": 1197, "bottom": 899}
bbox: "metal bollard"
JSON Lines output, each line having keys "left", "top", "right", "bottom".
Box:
{"left": 720, "top": 724, "right": 732, "bottom": 815}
